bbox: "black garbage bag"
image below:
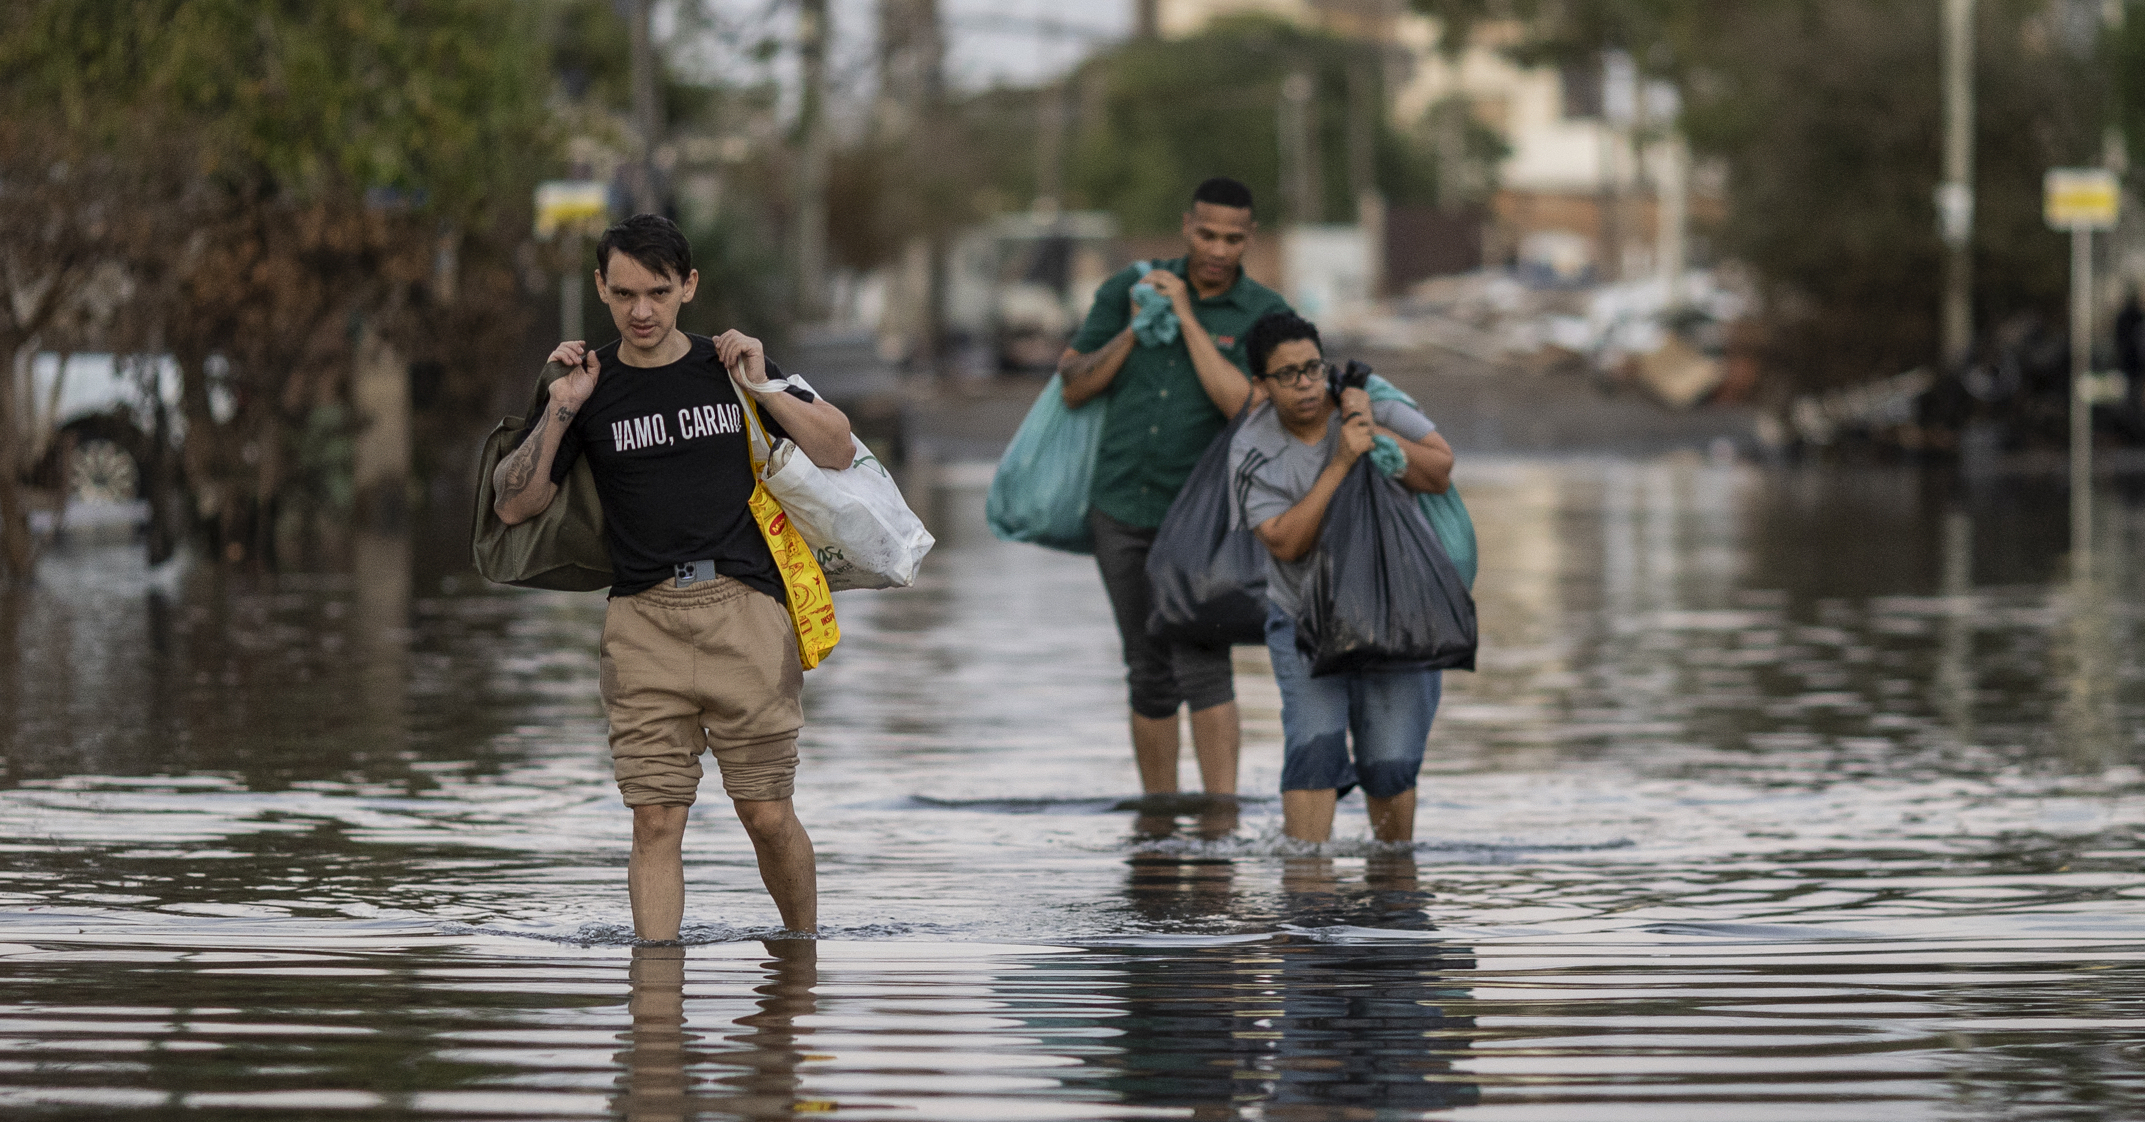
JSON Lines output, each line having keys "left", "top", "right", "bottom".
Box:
{"left": 1296, "top": 458, "right": 1477, "bottom": 676}
{"left": 1145, "top": 409, "right": 1269, "bottom": 646}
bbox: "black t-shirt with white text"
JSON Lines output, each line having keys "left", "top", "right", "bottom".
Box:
{"left": 534, "top": 335, "right": 792, "bottom": 600}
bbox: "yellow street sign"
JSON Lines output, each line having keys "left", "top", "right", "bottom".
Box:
{"left": 2045, "top": 168, "right": 2119, "bottom": 231}
{"left": 535, "top": 180, "right": 610, "bottom": 239}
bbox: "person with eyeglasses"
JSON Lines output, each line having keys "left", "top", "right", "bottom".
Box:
{"left": 1229, "top": 311, "right": 1456, "bottom": 845}
{"left": 1056, "top": 177, "right": 1294, "bottom": 801}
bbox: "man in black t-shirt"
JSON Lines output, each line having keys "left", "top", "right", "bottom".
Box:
{"left": 493, "top": 215, "right": 856, "bottom": 940}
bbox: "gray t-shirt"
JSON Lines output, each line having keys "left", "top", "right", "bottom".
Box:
{"left": 1228, "top": 398, "right": 1436, "bottom": 618}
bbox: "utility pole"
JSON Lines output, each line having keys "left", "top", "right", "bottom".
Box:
{"left": 1279, "top": 70, "right": 1321, "bottom": 226}
{"left": 1938, "top": 0, "right": 1976, "bottom": 367}
{"left": 629, "top": 0, "right": 661, "bottom": 216}
{"left": 795, "top": 0, "right": 830, "bottom": 319}
{"left": 1346, "top": 49, "right": 1384, "bottom": 294}
{"left": 1648, "top": 79, "right": 1689, "bottom": 308}
{"left": 1600, "top": 49, "right": 1636, "bottom": 282}
{"left": 2047, "top": 168, "right": 2121, "bottom": 582}
{"left": 1656, "top": 127, "right": 1690, "bottom": 308}
{"left": 1134, "top": 0, "right": 1159, "bottom": 39}
{"left": 1035, "top": 79, "right": 1067, "bottom": 215}
{"left": 2072, "top": 219, "right": 2094, "bottom": 578}
{"left": 876, "top": 0, "right": 945, "bottom": 369}
{"left": 1345, "top": 52, "right": 1376, "bottom": 209}
{"left": 875, "top": 0, "right": 943, "bottom": 145}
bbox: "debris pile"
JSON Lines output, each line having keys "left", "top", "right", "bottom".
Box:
{"left": 1343, "top": 268, "right": 1758, "bottom": 409}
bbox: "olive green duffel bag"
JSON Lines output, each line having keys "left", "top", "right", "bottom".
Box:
{"left": 471, "top": 361, "right": 613, "bottom": 591}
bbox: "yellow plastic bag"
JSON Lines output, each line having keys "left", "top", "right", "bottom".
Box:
{"left": 747, "top": 479, "right": 839, "bottom": 669}
{"left": 734, "top": 376, "right": 839, "bottom": 669}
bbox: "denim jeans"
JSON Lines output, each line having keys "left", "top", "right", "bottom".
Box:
{"left": 1265, "top": 606, "right": 1440, "bottom": 798}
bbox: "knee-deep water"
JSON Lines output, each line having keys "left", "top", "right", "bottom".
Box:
{"left": 2, "top": 457, "right": 2142, "bottom": 1121}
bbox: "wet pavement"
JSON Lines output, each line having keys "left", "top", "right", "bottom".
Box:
{"left": 1, "top": 457, "right": 2142, "bottom": 1120}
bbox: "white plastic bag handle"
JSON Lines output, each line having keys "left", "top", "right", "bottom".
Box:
{"left": 725, "top": 368, "right": 819, "bottom": 475}
{"left": 733, "top": 372, "right": 820, "bottom": 403}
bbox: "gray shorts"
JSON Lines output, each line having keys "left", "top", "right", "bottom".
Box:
{"left": 1088, "top": 507, "right": 1236, "bottom": 719}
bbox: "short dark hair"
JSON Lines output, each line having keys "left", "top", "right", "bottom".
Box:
{"left": 1191, "top": 176, "right": 1254, "bottom": 214}
{"left": 596, "top": 214, "right": 692, "bottom": 281}
{"left": 1246, "top": 310, "right": 1321, "bottom": 379}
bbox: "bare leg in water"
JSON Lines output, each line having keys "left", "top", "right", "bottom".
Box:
{"left": 1132, "top": 701, "right": 1241, "bottom": 797}
{"left": 628, "top": 800, "right": 817, "bottom": 941}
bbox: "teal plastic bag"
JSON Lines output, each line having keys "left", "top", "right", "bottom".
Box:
{"left": 1364, "top": 374, "right": 1478, "bottom": 589}
{"left": 987, "top": 374, "right": 1108, "bottom": 553}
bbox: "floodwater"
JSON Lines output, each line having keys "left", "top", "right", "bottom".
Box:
{"left": 2, "top": 457, "right": 2142, "bottom": 1121}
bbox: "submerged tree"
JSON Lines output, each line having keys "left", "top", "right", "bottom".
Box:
{"left": 0, "top": 0, "right": 556, "bottom": 576}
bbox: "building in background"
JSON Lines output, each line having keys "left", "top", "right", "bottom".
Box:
{"left": 1151, "top": 0, "right": 1718, "bottom": 296}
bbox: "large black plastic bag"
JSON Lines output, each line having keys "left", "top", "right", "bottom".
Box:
{"left": 1297, "top": 459, "right": 1477, "bottom": 676}
{"left": 1145, "top": 410, "right": 1269, "bottom": 646}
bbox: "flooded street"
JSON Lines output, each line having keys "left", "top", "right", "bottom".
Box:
{"left": 3, "top": 457, "right": 2143, "bottom": 1120}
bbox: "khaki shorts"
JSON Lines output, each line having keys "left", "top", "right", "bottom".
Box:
{"left": 599, "top": 575, "right": 802, "bottom": 807}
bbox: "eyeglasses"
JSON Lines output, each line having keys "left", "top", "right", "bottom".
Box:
{"left": 1261, "top": 359, "right": 1327, "bottom": 387}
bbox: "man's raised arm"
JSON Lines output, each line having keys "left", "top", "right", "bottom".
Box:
{"left": 1058, "top": 325, "right": 1137, "bottom": 409}
{"left": 1138, "top": 270, "right": 1250, "bottom": 418}
{"left": 494, "top": 343, "right": 599, "bottom": 526}
{"left": 716, "top": 330, "right": 854, "bottom": 469}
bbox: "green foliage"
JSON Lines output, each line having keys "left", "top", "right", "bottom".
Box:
{"left": 1065, "top": 16, "right": 1440, "bottom": 234}
{"left": 2114, "top": 2, "right": 2145, "bottom": 177}
{"left": 1678, "top": 1, "right": 2098, "bottom": 388}
{"left": 544, "top": 0, "right": 740, "bottom": 138}
{"left": 3, "top": 0, "right": 565, "bottom": 561}
{"left": 676, "top": 209, "right": 793, "bottom": 350}
{"left": 550, "top": 0, "right": 633, "bottom": 107}
{"left": 7, "top": 0, "right": 555, "bottom": 225}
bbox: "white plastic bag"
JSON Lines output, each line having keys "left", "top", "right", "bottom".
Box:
{"left": 734, "top": 373, "right": 935, "bottom": 591}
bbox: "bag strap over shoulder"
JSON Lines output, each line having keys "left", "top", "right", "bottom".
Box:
{"left": 727, "top": 360, "right": 824, "bottom": 473}
{"left": 728, "top": 373, "right": 774, "bottom": 473}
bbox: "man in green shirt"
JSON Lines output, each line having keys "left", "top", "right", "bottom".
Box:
{"left": 1059, "top": 177, "right": 1293, "bottom": 800}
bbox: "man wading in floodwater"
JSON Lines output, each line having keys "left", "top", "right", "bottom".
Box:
{"left": 492, "top": 215, "right": 856, "bottom": 940}
{"left": 1232, "top": 312, "right": 1455, "bottom": 845}
{"left": 1058, "top": 177, "right": 1293, "bottom": 800}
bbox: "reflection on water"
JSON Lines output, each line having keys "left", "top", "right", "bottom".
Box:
{"left": 1105, "top": 850, "right": 1479, "bottom": 1117}
{"left": 2, "top": 458, "right": 2144, "bottom": 1119}
{"left": 617, "top": 941, "right": 822, "bottom": 1121}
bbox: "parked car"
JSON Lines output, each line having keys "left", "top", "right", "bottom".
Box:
{"left": 22, "top": 352, "right": 181, "bottom": 513}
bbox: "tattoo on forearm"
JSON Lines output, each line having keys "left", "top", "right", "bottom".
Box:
{"left": 1062, "top": 327, "right": 1133, "bottom": 384}
{"left": 498, "top": 407, "right": 556, "bottom": 501}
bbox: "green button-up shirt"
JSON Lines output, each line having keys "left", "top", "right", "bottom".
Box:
{"left": 1067, "top": 256, "right": 1291, "bottom": 528}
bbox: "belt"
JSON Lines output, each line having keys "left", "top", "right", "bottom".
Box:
{"left": 672, "top": 559, "right": 718, "bottom": 587}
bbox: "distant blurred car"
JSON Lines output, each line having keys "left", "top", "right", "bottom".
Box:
{"left": 945, "top": 211, "right": 1120, "bottom": 374}
{"left": 23, "top": 353, "right": 182, "bottom": 508}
